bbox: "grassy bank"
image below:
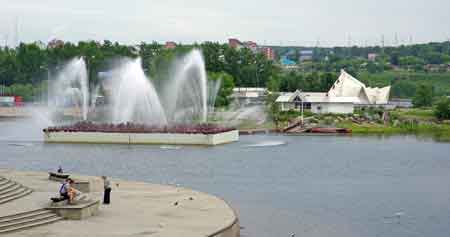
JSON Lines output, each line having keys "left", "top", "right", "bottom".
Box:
{"left": 337, "top": 121, "right": 450, "bottom": 141}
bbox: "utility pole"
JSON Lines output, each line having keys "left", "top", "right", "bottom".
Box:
{"left": 14, "top": 17, "right": 19, "bottom": 47}
{"left": 1, "top": 34, "right": 8, "bottom": 48}
{"left": 394, "top": 33, "right": 399, "bottom": 46}
{"left": 347, "top": 34, "right": 352, "bottom": 58}
{"left": 447, "top": 37, "right": 450, "bottom": 56}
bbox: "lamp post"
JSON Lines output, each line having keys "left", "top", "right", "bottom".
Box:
{"left": 40, "top": 64, "right": 50, "bottom": 105}
{"left": 299, "top": 90, "right": 304, "bottom": 125}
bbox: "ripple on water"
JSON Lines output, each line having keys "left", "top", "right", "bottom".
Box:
{"left": 243, "top": 140, "right": 287, "bottom": 147}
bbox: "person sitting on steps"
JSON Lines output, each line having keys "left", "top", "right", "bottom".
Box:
{"left": 51, "top": 178, "right": 74, "bottom": 203}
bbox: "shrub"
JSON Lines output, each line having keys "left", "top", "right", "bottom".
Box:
{"left": 434, "top": 97, "right": 450, "bottom": 120}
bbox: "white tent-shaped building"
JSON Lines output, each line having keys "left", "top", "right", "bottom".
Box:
{"left": 275, "top": 70, "right": 391, "bottom": 114}
{"left": 328, "top": 70, "right": 390, "bottom": 105}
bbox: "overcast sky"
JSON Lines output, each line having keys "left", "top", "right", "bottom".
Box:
{"left": 0, "top": 0, "right": 449, "bottom": 47}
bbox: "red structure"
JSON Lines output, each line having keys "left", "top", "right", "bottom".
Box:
{"left": 244, "top": 41, "right": 258, "bottom": 52}
{"left": 14, "top": 96, "right": 23, "bottom": 106}
{"left": 48, "top": 39, "right": 64, "bottom": 49}
{"left": 165, "top": 41, "right": 177, "bottom": 49}
{"left": 228, "top": 38, "right": 243, "bottom": 49}
{"left": 261, "top": 47, "right": 275, "bottom": 60}
{"left": 0, "top": 96, "right": 23, "bottom": 106}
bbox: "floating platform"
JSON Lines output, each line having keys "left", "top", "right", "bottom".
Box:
{"left": 43, "top": 122, "right": 239, "bottom": 145}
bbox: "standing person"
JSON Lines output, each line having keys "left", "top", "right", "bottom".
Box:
{"left": 57, "top": 166, "right": 63, "bottom": 173}
{"left": 102, "top": 176, "right": 111, "bottom": 204}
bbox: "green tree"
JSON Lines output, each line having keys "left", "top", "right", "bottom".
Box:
{"left": 434, "top": 97, "right": 450, "bottom": 120}
{"left": 413, "top": 84, "right": 434, "bottom": 107}
{"left": 208, "top": 71, "right": 234, "bottom": 107}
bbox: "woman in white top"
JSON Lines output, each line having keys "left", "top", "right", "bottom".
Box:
{"left": 102, "top": 176, "right": 111, "bottom": 204}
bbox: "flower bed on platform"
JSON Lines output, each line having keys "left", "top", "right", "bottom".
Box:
{"left": 43, "top": 121, "right": 235, "bottom": 135}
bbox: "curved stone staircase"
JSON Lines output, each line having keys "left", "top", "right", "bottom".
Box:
{"left": 0, "top": 176, "right": 33, "bottom": 205}
{"left": 0, "top": 209, "right": 62, "bottom": 234}
{"left": 0, "top": 176, "right": 62, "bottom": 234}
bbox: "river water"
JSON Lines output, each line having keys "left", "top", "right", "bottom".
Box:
{"left": 1, "top": 118, "right": 450, "bottom": 237}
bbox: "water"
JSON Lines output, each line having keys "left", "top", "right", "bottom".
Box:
{"left": 1, "top": 119, "right": 450, "bottom": 237}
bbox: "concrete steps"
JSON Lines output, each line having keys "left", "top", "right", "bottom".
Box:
{"left": 0, "top": 176, "right": 33, "bottom": 205}
{"left": 0, "top": 182, "right": 19, "bottom": 194}
{"left": 0, "top": 209, "right": 62, "bottom": 234}
{"left": 0, "top": 179, "right": 10, "bottom": 187}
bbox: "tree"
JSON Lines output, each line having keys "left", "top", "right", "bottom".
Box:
{"left": 413, "top": 84, "right": 434, "bottom": 107}
{"left": 434, "top": 97, "right": 450, "bottom": 120}
{"left": 208, "top": 72, "right": 234, "bottom": 107}
{"left": 266, "top": 92, "right": 280, "bottom": 128}
{"left": 320, "top": 72, "right": 336, "bottom": 91}
{"left": 390, "top": 51, "right": 400, "bottom": 66}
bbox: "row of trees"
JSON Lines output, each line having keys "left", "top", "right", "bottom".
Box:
{"left": 275, "top": 41, "right": 450, "bottom": 66}
{"left": 1, "top": 40, "right": 449, "bottom": 104}
{"left": 0, "top": 41, "right": 276, "bottom": 104}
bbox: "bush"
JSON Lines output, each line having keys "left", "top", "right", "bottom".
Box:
{"left": 434, "top": 97, "right": 450, "bottom": 120}
{"left": 413, "top": 84, "right": 434, "bottom": 107}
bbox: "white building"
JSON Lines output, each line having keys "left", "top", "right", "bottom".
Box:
{"left": 232, "top": 87, "right": 267, "bottom": 99}
{"left": 275, "top": 70, "right": 391, "bottom": 114}
{"left": 232, "top": 87, "right": 268, "bottom": 106}
{"left": 328, "top": 70, "right": 390, "bottom": 105}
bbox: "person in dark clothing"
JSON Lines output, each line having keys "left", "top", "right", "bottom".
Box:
{"left": 51, "top": 178, "right": 73, "bottom": 203}
{"left": 102, "top": 176, "right": 111, "bottom": 204}
{"left": 57, "top": 166, "right": 63, "bottom": 173}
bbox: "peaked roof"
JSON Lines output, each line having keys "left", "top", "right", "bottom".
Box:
{"left": 328, "top": 70, "right": 390, "bottom": 104}
{"left": 275, "top": 70, "right": 391, "bottom": 105}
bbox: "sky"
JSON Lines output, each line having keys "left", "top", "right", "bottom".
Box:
{"left": 0, "top": 0, "right": 449, "bottom": 47}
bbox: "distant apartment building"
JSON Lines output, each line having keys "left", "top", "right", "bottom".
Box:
{"left": 368, "top": 53, "right": 378, "bottom": 61}
{"left": 48, "top": 39, "right": 64, "bottom": 49}
{"left": 34, "top": 41, "right": 47, "bottom": 50}
{"left": 261, "top": 47, "right": 275, "bottom": 60}
{"left": 228, "top": 38, "right": 244, "bottom": 50}
{"left": 299, "top": 50, "right": 313, "bottom": 61}
{"left": 165, "top": 41, "right": 177, "bottom": 49}
{"left": 244, "top": 41, "right": 258, "bottom": 53}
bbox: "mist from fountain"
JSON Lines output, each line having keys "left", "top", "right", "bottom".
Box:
{"left": 162, "top": 50, "right": 208, "bottom": 124}
{"left": 50, "top": 57, "right": 89, "bottom": 120}
{"left": 207, "top": 79, "right": 221, "bottom": 114}
{"left": 109, "top": 58, "right": 167, "bottom": 125}
{"left": 42, "top": 49, "right": 220, "bottom": 127}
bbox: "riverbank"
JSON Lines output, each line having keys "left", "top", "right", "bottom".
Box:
{"left": 241, "top": 108, "right": 450, "bottom": 140}
{"left": 0, "top": 169, "right": 239, "bottom": 237}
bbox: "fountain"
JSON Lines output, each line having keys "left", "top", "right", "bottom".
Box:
{"left": 109, "top": 58, "right": 167, "bottom": 125}
{"left": 49, "top": 58, "right": 89, "bottom": 121}
{"left": 162, "top": 50, "right": 208, "bottom": 124}
{"left": 42, "top": 50, "right": 238, "bottom": 145}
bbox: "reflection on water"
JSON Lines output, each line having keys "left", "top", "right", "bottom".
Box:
{"left": 7, "top": 143, "right": 34, "bottom": 147}
{"left": 243, "top": 140, "right": 287, "bottom": 147}
{"left": 159, "top": 145, "right": 182, "bottom": 150}
{"left": 1, "top": 118, "right": 450, "bottom": 237}
{"left": 349, "top": 132, "right": 450, "bottom": 143}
